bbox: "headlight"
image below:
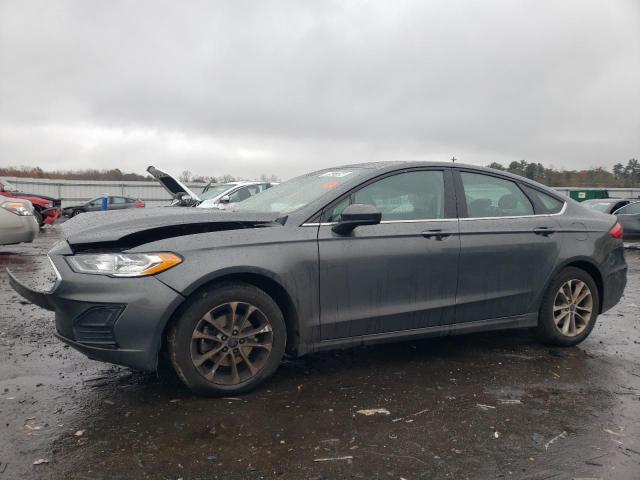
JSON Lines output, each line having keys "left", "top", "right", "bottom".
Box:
{"left": 67, "top": 252, "right": 182, "bottom": 277}
{"left": 1, "top": 201, "right": 33, "bottom": 216}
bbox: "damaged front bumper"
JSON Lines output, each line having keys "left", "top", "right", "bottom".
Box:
{"left": 8, "top": 245, "right": 185, "bottom": 371}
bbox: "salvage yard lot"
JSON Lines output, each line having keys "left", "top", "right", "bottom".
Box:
{"left": 1, "top": 227, "right": 639, "bottom": 479}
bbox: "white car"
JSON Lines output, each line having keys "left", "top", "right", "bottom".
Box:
{"left": 0, "top": 196, "right": 39, "bottom": 245}
{"left": 198, "top": 181, "right": 275, "bottom": 209}
{"left": 147, "top": 166, "right": 275, "bottom": 209}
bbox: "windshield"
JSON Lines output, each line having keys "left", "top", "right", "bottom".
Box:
{"left": 200, "top": 184, "right": 235, "bottom": 201}
{"left": 1, "top": 179, "right": 18, "bottom": 191}
{"left": 231, "top": 168, "right": 367, "bottom": 213}
{"left": 582, "top": 200, "right": 613, "bottom": 212}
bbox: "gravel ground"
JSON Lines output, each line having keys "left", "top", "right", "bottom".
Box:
{"left": 1, "top": 227, "right": 639, "bottom": 480}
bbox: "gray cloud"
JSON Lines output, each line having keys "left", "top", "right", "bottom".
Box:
{"left": 1, "top": 0, "right": 639, "bottom": 179}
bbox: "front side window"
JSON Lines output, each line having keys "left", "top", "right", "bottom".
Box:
{"left": 328, "top": 170, "right": 445, "bottom": 222}
{"left": 461, "top": 172, "right": 533, "bottom": 217}
{"left": 228, "top": 186, "right": 254, "bottom": 203}
{"left": 615, "top": 202, "right": 640, "bottom": 215}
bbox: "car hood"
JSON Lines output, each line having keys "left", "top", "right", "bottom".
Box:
{"left": 61, "top": 207, "right": 282, "bottom": 249}
{"left": 146, "top": 166, "right": 201, "bottom": 204}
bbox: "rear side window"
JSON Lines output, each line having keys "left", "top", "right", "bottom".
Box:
{"left": 461, "top": 172, "right": 533, "bottom": 217}
{"left": 522, "top": 186, "right": 565, "bottom": 214}
{"left": 328, "top": 170, "right": 446, "bottom": 222}
{"left": 110, "top": 197, "right": 127, "bottom": 204}
{"left": 616, "top": 202, "right": 640, "bottom": 215}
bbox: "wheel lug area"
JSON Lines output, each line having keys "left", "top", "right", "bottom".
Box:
{"left": 222, "top": 346, "right": 228, "bottom": 352}
{"left": 239, "top": 339, "right": 245, "bottom": 344}
{"left": 233, "top": 348, "right": 239, "bottom": 354}
{"left": 232, "top": 330, "right": 238, "bottom": 336}
{"left": 221, "top": 335, "right": 228, "bottom": 341}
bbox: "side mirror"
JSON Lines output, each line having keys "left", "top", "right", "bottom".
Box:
{"left": 219, "top": 195, "right": 231, "bottom": 204}
{"left": 332, "top": 203, "right": 382, "bottom": 235}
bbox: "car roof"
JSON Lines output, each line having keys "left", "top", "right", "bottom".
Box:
{"left": 327, "top": 161, "right": 561, "bottom": 195}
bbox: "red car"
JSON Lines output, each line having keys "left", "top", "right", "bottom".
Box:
{"left": 0, "top": 178, "right": 62, "bottom": 227}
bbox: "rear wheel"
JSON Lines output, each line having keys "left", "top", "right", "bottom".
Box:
{"left": 71, "top": 209, "right": 83, "bottom": 217}
{"left": 168, "top": 283, "right": 286, "bottom": 396}
{"left": 536, "top": 267, "right": 599, "bottom": 346}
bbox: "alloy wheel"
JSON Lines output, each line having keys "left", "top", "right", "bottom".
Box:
{"left": 552, "top": 279, "right": 593, "bottom": 337}
{"left": 190, "top": 302, "right": 273, "bottom": 385}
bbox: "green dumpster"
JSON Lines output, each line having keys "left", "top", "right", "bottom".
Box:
{"left": 569, "top": 189, "right": 609, "bottom": 202}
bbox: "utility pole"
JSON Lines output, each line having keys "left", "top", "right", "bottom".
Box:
{"left": 451, "top": 156, "right": 457, "bottom": 163}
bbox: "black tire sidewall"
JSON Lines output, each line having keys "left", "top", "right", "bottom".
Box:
{"left": 538, "top": 267, "right": 600, "bottom": 346}
{"left": 168, "top": 282, "right": 287, "bottom": 396}
{"left": 33, "top": 209, "right": 44, "bottom": 226}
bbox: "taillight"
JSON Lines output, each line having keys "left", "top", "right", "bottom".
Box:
{"left": 609, "top": 222, "right": 624, "bottom": 239}
{"left": 135, "top": 201, "right": 145, "bottom": 208}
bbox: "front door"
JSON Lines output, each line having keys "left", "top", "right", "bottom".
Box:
{"left": 318, "top": 168, "right": 460, "bottom": 340}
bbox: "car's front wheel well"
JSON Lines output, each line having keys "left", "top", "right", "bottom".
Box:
{"left": 160, "top": 274, "right": 300, "bottom": 360}
{"left": 564, "top": 260, "right": 604, "bottom": 313}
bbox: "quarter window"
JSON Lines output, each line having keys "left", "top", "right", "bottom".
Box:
{"left": 522, "top": 186, "right": 565, "bottom": 214}
{"left": 615, "top": 202, "right": 640, "bottom": 215}
{"left": 461, "top": 172, "right": 534, "bottom": 217}
{"left": 328, "top": 170, "right": 445, "bottom": 222}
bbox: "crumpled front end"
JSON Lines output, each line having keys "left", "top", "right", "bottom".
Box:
{"left": 8, "top": 241, "right": 185, "bottom": 371}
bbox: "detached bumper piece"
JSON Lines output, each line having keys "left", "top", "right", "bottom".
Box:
{"left": 7, "top": 268, "right": 55, "bottom": 311}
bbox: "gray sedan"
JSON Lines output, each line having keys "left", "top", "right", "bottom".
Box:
{"left": 10, "top": 162, "right": 628, "bottom": 396}
{"left": 582, "top": 198, "right": 640, "bottom": 241}
{"left": 0, "top": 196, "right": 39, "bottom": 245}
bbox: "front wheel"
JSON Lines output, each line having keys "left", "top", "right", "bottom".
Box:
{"left": 168, "top": 283, "right": 287, "bottom": 396}
{"left": 33, "top": 208, "right": 44, "bottom": 227}
{"left": 536, "top": 267, "right": 599, "bottom": 346}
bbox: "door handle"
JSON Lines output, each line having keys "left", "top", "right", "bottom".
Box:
{"left": 421, "top": 229, "right": 451, "bottom": 240}
{"left": 533, "top": 227, "right": 556, "bottom": 236}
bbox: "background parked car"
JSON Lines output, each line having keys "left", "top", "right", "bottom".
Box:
{"left": 63, "top": 196, "right": 145, "bottom": 217}
{"left": 582, "top": 198, "right": 640, "bottom": 241}
{"left": 611, "top": 201, "right": 640, "bottom": 241}
{"left": 0, "top": 196, "right": 39, "bottom": 245}
{"left": 0, "top": 178, "right": 61, "bottom": 227}
{"left": 198, "top": 181, "right": 275, "bottom": 209}
{"left": 581, "top": 198, "right": 638, "bottom": 214}
{"left": 147, "top": 166, "right": 275, "bottom": 208}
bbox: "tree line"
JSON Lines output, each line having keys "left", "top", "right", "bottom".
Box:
{"left": 0, "top": 166, "right": 280, "bottom": 184}
{"left": 486, "top": 159, "right": 640, "bottom": 187}
{"left": 2, "top": 161, "right": 638, "bottom": 187}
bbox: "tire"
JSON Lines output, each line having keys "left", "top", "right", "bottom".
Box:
{"left": 71, "top": 209, "right": 83, "bottom": 217}
{"left": 168, "top": 282, "right": 287, "bottom": 396}
{"left": 536, "top": 267, "right": 600, "bottom": 347}
{"left": 33, "top": 208, "right": 44, "bottom": 227}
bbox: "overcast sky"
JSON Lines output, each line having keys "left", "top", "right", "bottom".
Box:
{"left": 1, "top": 0, "right": 639, "bottom": 180}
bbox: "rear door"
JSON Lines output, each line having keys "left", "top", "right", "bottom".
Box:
{"left": 453, "top": 169, "right": 562, "bottom": 323}
{"left": 317, "top": 168, "right": 460, "bottom": 340}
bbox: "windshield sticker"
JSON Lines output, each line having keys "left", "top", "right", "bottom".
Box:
{"left": 320, "top": 171, "right": 353, "bottom": 178}
{"left": 322, "top": 181, "right": 339, "bottom": 190}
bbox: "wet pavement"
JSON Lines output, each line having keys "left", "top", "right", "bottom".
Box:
{"left": 1, "top": 227, "right": 639, "bottom": 480}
